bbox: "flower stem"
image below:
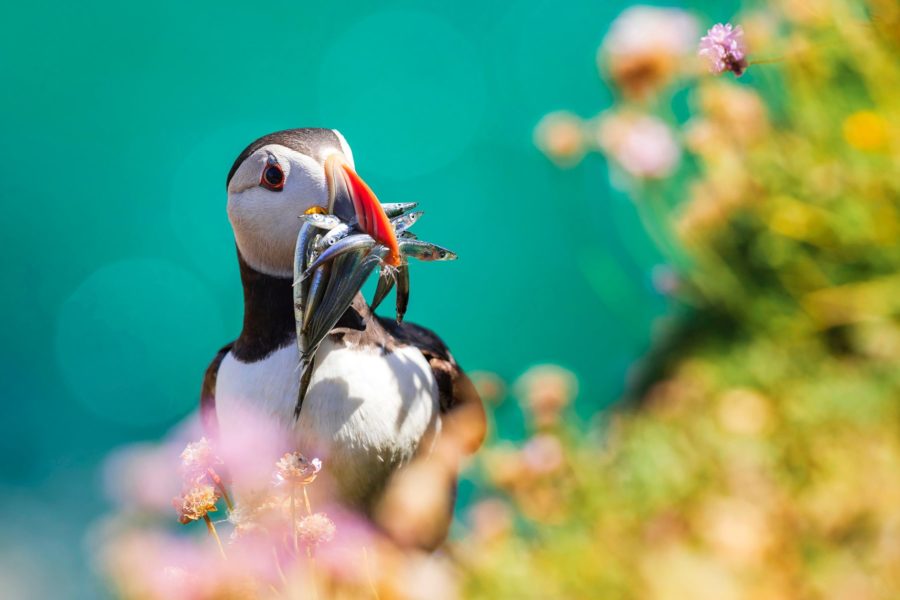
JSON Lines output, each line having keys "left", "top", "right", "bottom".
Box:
{"left": 291, "top": 485, "right": 299, "bottom": 554}
{"left": 204, "top": 515, "right": 227, "bottom": 560}
{"left": 302, "top": 487, "right": 313, "bottom": 515}
{"left": 207, "top": 468, "right": 234, "bottom": 511}
{"left": 639, "top": 184, "right": 690, "bottom": 272}
{"left": 309, "top": 556, "right": 319, "bottom": 600}
{"left": 363, "top": 546, "right": 381, "bottom": 600}
{"left": 748, "top": 56, "right": 783, "bottom": 66}
{"left": 272, "top": 547, "right": 288, "bottom": 587}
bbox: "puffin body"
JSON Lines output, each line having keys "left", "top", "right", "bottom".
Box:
{"left": 201, "top": 129, "right": 482, "bottom": 514}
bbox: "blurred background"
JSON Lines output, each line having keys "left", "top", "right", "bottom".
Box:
{"left": 5, "top": 0, "right": 900, "bottom": 597}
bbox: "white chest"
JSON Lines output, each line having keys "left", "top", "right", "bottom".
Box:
{"left": 214, "top": 338, "right": 440, "bottom": 505}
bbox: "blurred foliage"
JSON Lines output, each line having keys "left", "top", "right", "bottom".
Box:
{"left": 461, "top": 0, "right": 900, "bottom": 598}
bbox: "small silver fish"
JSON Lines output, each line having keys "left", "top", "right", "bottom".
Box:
{"left": 302, "top": 233, "right": 377, "bottom": 280}
{"left": 299, "top": 213, "right": 343, "bottom": 229}
{"left": 370, "top": 267, "right": 395, "bottom": 312}
{"left": 293, "top": 222, "right": 318, "bottom": 338}
{"left": 395, "top": 264, "right": 410, "bottom": 324}
{"left": 302, "top": 264, "right": 330, "bottom": 338}
{"left": 382, "top": 202, "right": 418, "bottom": 218}
{"left": 399, "top": 239, "right": 458, "bottom": 262}
{"left": 314, "top": 210, "right": 423, "bottom": 254}
{"left": 304, "top": 248, "right": 385, "bottom": 354}
{"left": 390, "top": 210, "right": 423, "bottom": 234}
{"left": 315, "top": 222, "right": 354, "bottom": 253}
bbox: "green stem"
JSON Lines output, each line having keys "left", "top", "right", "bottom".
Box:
{"left": 204, "top": 515, "right": 227, "bottom": 560}
{"left": 634, "top": 182, "right": 690, "bottom": 273}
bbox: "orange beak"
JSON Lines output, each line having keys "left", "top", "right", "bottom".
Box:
{"left": 325, "top": 154, "right": 400, "bottom": 266}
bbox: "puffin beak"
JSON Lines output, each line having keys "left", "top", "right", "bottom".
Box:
{"left": 325, "top": 154, "right": 401, "bottom": 267}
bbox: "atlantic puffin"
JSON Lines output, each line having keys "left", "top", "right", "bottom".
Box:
{"left": 200, "top": 128, "right": 485, "bottom": 519}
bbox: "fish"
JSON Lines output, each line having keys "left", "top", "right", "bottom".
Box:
{"left": 301, "top": 233, "right": 377, "bottom": 280}
{"left": 382, "top": 202, "right": 418, "bottom": 218}
{"left": 315, "top": 222, "right": 354, "bottom": 253}
{"left": 389, "top": 210, "right": 424, "bottom": 234}
{"left": 395, "top": 264, "right": 410, "bottom": 324}
{"left": 399, "top": 239, "right": 458, "bottom": 262}
{"left": 370, "top": 267, "right": 395, "bottom": 312}
{"left": 295, "top": 354, "right": 316, "bottom": 418}
{"left": 304, "top": 248, "right": 386, "bottom": 357}
{"left": 368, "top": 215, "right": 433, "bottom": 318}
{"left": 292, "top": 222, "right": 318, "bottom": 336}
{"left": 314, "top": 211, "right": 423, "bottom": 254}
{"left": 302, "top": 264, "right": 330, "bottom": 338}
{"left": 299, "top": 213, "right": 343, "bottom": 229}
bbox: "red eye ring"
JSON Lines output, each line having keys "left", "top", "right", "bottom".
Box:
{"left": 260, "top": 160, "right": 285, "bottom": 191}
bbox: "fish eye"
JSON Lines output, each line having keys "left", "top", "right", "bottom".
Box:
{"left": 260, "top": 160, "right": 285, "bottom": 191}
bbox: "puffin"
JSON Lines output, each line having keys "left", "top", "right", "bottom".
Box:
{"left": 200, "top": 128, "right": 485, "bottom": 522}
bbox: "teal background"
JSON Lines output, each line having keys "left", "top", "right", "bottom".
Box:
{"left": 0, "top": 0, "right": 731, "bottom": 596}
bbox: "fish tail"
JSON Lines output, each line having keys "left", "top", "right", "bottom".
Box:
{"left": 294, "top": 355, "right": 315, "bottom": 419}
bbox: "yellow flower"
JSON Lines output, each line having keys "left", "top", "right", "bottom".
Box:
{"left": 843, "top": 111, "right": 889, "bottom": 151}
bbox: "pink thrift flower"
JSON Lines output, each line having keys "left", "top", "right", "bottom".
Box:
{"left": 103, "top": 442, "right": 183, "bottom": 512}
{"left": 296, "top": 512, "right": 336, "bottom": 547}
{"left": 521, "top": 434, "right": 565, "bottom": 476}
{"left": 179, "top": 437, "right": 223, "bottom": 485}
{"left": 274, "top": 452, "right": 322, "bottom": 486}
{"left": 597, "top": 112, "right": 682, "bottom": 180}
{"left": 699, "top": 23, "right": 748, "bottom": 76}
{"left": 215, "top": 404, "right": 293, "bottom": 497}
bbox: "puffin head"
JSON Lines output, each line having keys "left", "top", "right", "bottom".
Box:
{"left": 226, "top": 128, "right": 399, "bottom": 278}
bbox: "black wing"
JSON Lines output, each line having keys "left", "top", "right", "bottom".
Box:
{"left": 200, "top": 342, "right": 234, "bottom": 439}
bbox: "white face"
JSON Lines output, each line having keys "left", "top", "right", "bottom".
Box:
{"left": 227, "top": 138, "right": 355, "bottom": 277}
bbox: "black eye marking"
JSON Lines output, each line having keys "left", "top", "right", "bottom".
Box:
{"left": 260, "top": 155, "right": 285, "bottom": 191}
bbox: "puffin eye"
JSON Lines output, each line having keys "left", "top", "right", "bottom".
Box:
{"left": 260, "top": 162, "right": 285, "bottom": 191}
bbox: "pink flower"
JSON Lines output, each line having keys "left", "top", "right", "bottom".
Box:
{"left": 214, "top": 404, "right": 293, "bottom": 498}
{"left": 699, "top": 23, "right": 748, "bottom": 76}
{"left": 603, "top": 7, "right": 699, "bottom": 59}
{"left": 274, "top": 452, "right": 322, "bottom": 486}
{"left": 103, "top": 442, "right": 183, "bottom": 512}
{"left": 521, "top": 434, "right": 565, "bottom": 475}
{"left": 600, "top": 7, "right": 700, "bottom": 99}
{"left": 597, "top": 112, "right": 681, "bottom": 180}
{"left": 296, "top": 512, "right": 336, "bottom": 547}
{"left": 179, "top": 437, "right": 222, "bottom": 484}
